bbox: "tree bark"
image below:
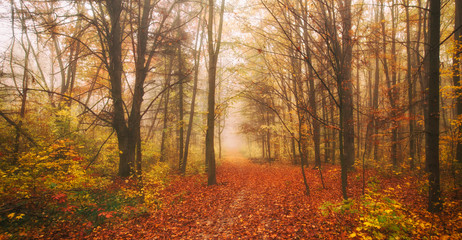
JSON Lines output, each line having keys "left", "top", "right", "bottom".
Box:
{"left": 160, "top": 56, "right": 174, "bottom": 163}
{"left": 177, "top": 7, "right": 185, "bottom": 173}
{"left": 426, "top": 0, "right": 441, "bottom": 213}
{"left": 206, "top": 0, "right": 225, "bottom": 186}
{"left": 405, "top": 0, "right": 416, "bottom": 169}
{"left": 105, "top": 0, "right": 131, "bottom": 177}
{"left": 183, "top": 8, "right": 205, "bottom": 174}
{"left": 454, "top": 0, "right": 462, "bottom": 163}
{"left": 341, "top": 0, "right": 355, "bottom": 170}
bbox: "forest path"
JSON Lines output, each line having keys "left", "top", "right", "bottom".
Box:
{"left": 90, "top": 160, "right": 348, "bottom": 239}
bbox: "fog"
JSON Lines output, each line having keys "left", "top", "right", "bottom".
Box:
{"left": 221, "top": 101, "right": 246, "bottom": 158}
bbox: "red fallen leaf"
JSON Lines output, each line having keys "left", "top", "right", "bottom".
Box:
{"left": 52, "top": 192, "right": 67, "bottom": 203}
{"left": 98, "top": 211, "right": 114, "bottom": 218}
{"left": 84, "top": 160, "right": 460, "bottom": 239}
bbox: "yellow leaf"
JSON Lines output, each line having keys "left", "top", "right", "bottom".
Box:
{"left": 349, "top": 232, "right": 357, "bottom": 238}
{"left": 7, "top": 213, "right": 15, "bottom": 219}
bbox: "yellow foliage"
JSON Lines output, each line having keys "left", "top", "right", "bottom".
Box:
{"left": 142, "top": 162, "right": 169, "bottom": 210}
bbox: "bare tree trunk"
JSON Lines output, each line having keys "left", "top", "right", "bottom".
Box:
{"left": 426, "top": 0, "right": 441, "bottom": 213}
{"left": 341, "top": 0, "right": 355, "bottom": 171}
{"left": 105, "top": 0, "right": 131, "bottom": 177}
{"left": 419, "top": 0, "right": 429, "bottom": 169}
{"left": 177, "top": 7, "right": 185, "bottom": 173}
{"left": 160, "top": 56, "right": 174, "bottom": 163}
{"left": 380, "top": 0, "right": 398, "bottom": 167}
{"left": 405, "top": 0, "right": 416, "bottom": 169}
{"left": 373, "top": 50, "right": 380, "bottom": 162}
{"left": 206, "top": 0, "right": 225, "bottom": 186}
{"left": 322, "top": 89, "right": 330, "bottom": 164}
{"left": 13, "top": 43, "right": 30, "bottom": 164}
{"left": 183, "top": 8, "right": 205, "bottom": 174}
{"left": 390, "top": 0, "right": 399, "bottom": 168}
{"left": 299, "top": 0, "right": 321, "bottom": 168}
{"left": 331, "top": 101, "right": 336, "bottom": 164}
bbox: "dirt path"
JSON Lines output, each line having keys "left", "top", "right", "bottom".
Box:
{"left": 90, "top": 160, "right": 350, "bottom": 239}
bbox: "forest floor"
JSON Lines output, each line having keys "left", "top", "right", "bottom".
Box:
{"left": 86, "top": 156, "right": 462, "bottom": 239}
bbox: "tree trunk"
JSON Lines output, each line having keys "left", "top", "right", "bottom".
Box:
{"left": 341, "top": 0, "right": 355, "bottom": 170}
{"left": 266, "top": 111, "right": 272, "bottom": 161}
{"left": 183, "top": 9, "right": 205, "bottom": 174}
{"left": 426, "top": 0, "right": 441, "bottom": 213}
{"left": 373, "top": 50, "right": 380, "bottom": 162}
{"left": 322, "top": 89, "right": 330, "bottom": 164}
{"left": 177, "top": 7, "right": 185, "bottom": 173}
{"left": 390, "top": 0, "right": 399, "bottom": 168}
{"left": 300, "top": 1, "right": 321, "bottom": 168}
{"left": 127, "top": 0, "right": 155, "bottom": 177}
{"left": 206, "top": 0, "right": 225, "bottom": 186}
{"left": 454, "top": 0, "right": 462, "bottom": 163}
{"left": 13, "top": 43, "right": 30, "bottom": 164}
{"left": 405, "top": 0, "right": 416, "bottom": 169}
{"left": 380, "top": 0, "right": 398, "bottom": 168}
{"left": 105, "top": 0, "right": 131, "bottom": 177}
{"left": 160, "top": 56, "right": 174, "bottom": 163}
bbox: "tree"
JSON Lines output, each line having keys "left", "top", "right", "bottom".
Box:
{"left": 454, "top": 0, "right": 462, "bottom": 163}
{"left": 90, "top": 0, "right": 176, "bottom": 177}
{"left": 426, "top": 0, "right": 441, "bottom": 213}
{"left": 205, "top": 0, "right": 225, "bottom": 186}
{"left": 404, "top": 0, "right": 416, "bottom": 170}
{"left": 182, "top": 5, "right": 205, "bottom": 175}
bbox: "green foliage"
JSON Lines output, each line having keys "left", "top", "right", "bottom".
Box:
{"left": 352, "top": 194, "right": 414, "bottom": 239}
{"left": 186, "top": 158, "right": 206, "bottom": 175}
{"left": 0, "top": 115, "right": 170, "bottom": 238}
{"left": 141, "top": 162, "right": 170, "bottom": 210}
{"left": 319, "top": 192, "right": 421, "bottom": 239}
{"left": 320, "top": 199, "right": 358, "bottom": 216}
{"left": 367, "top": 176, "right": 381, "bottom": 192}
{"left": 319, "top": 201, "right": 334, "bottom": 217}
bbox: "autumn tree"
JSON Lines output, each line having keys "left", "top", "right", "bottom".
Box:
{"left": 205, "top": 0, "right": 225, "bottom": 185}
{"left": 426, "top": 0, "right": 441, "bottom": 213}
{"left": 89, "top": 0, "right": 176, "bottom": 177}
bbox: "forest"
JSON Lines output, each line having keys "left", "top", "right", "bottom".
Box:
{"left": 0, "top": 0, "right": 461, "bottom": 239}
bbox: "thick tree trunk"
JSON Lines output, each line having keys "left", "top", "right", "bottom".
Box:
{"left": 206, "top": 48, "right": 217, "bottom": 185}
{"left": 341, "top": 0, "right": 355, "bottom": 170}
{"left": 206, "top": 0, "right": 225, "bottom": 186}
{"left": 426, "top": 0, "right": 441, "bottom": 213}
{"left": 106, "top": 0, "right": 131, "bottom": 177}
